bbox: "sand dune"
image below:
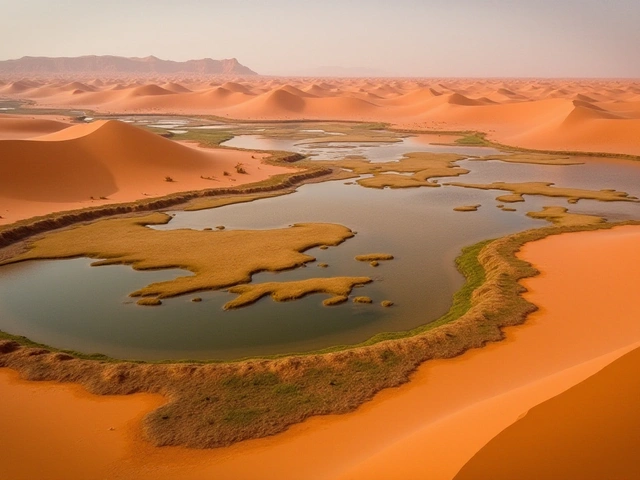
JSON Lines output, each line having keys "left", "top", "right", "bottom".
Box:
{"left": 0, "top": 116, "right": 70, "bottom": 139}
{"left": 3, "top": 77, "right": 640, "bottom": 152}
{"left": 0, "top": 119, "right": 292, "bottom": 224}
{"left": 455, "top": 345, "right": 640, "bottom": 480}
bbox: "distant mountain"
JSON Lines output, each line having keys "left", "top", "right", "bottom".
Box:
{"left": 0, "top": 55, "right": 258, "bottom": 75}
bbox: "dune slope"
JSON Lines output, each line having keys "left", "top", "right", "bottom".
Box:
{"left": 0, "top": 119, "right": 292, "bottom": 223}
{"left": 454, "top": 345, "right": 640, "bottom": 480}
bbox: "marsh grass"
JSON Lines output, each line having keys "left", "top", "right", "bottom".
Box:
{"left": 355, "top": 253, "right": 394, "bottom": 262}
{"left": 224, "top": 277, "right": 372, "bottom": 309}
{"left": 316, "top": 152, "right": 469, "bottom": 190}
{"left": 1, "top": 214, "right": 357, "bottom": 302}
{"left": 447, "top": 181, "right": 638, "bottom": 203}
{"left": 454, "top": 205, "right": 481, "bottom": 212}
{"left": 353, "top": 296, "right": 373, "bottom": 304}
{"left": 526, "top": 206, "right": 605, "bottom": 226}
{"left": 455, "top": 133, "right": 488, "bottom": 146}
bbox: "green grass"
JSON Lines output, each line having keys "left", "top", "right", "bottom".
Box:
{"left": 455, "top": 133, "right": 489, "bottom": 146}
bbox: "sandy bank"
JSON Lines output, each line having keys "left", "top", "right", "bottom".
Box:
{"left": 1, "top": 225, "right": 638, "bottom": 479}
{"left": 0, "top": 119, "right": 294, "bottom": 225}
{"left": 0, "top": 368, "right": 164, "bottom": 480}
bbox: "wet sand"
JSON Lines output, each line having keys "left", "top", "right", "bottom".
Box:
{"left": 1, "top": 225, "right": 638, "bottom": 479}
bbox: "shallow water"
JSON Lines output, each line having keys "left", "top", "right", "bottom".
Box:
{"left": 223, "top": 134, "right": 503, "bottom": 160}
{"left": 0, "top": 131, "right": 638, "bottom": 361}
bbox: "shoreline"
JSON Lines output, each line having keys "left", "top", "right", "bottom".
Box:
{"left": 1, "top": 225, "right": 638, "bottom": 478}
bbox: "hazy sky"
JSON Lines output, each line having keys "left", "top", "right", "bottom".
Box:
{"left": 2, "top": 0, "right": 639, "bottom": 77}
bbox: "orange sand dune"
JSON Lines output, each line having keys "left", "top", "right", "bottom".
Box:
{"left": 454, "top": 345, "right": 640, "bottom": 480}
{"left": 7, "top": 77, "right": 639, "bottom": 154}
{"left": 0, "top": 226, "right": 637, "bottom": 479}
{"left": 0, "top": 120, "right": 293, "bottom": 224}
{"left": 0, "top": 115, "right": 71, "bottom": 139}
{"left": 0, "top": 369, "right": 164, "bottom": 480}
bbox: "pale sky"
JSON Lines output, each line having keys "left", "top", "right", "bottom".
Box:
{"left": 2, "top": 0, "right": 639, "bottom": 77}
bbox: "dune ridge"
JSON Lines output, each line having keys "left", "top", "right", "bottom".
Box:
{"left": 0, "top": 119, "right": 294, "bottom": 223}
{"left": 3, "top": 77, "right": 639, "bottom": 154}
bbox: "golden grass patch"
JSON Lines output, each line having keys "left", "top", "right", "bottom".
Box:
{"left": 381, "top": 300, "right": 394, "bottom": 307}
{"left": 447, "top": 181, "right": 638, "bottom": 203}
{"left": 1, "top": 213, "right": 356, "bottom": 302}
{"left": 526, "top": 206, "right": 605, "bottom": 227}
{"left": 473, "top": 153, "right": 583, "bottom": 166}
{"left": 224, "top": 277, "right": 372, "bottom": 309}
{"left": 136, "top": 297, "right": 162, "bottom": 306}
{"left": 184, "top": 191, "right": 289, "bottom": 212}
{"left": 454, "top": 205, "right": 481, "bottom": 212}
{"left": 355, "top": 253, "right": 394, "bottom": 262}
{"left": 316, "top": 152, "right": 468, "bottom": 189}
{"left": 323, "top": 295, "right": 349, "bottom": 306}
{"left": 353, "top": 296, "right": 373, "bottom": 304}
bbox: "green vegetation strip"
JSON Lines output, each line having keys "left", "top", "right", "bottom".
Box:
{"left": 2, "top": 221, "right": 637, "bottom": 448}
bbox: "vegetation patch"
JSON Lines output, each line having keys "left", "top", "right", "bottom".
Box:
{"left": 355, "top": 253, "right": 394, "bottom": 262}
{"left": 473, "top": 153, "right": 583, "bottom": 166}
{"left": 323, "top": 295, "right": 349, "bottom": 306}
{"left": 353, "top": 296, "right": 373, "bottom": 304}
{"left": 224, "top": 277, "right": 372, "bottom": 310}
{"left": 447, "top": 181, "right": 638, "bottom": 203}
{"left": 526, "top": 206, "right": 605, "bottom": 227}
{"left": 316, "top": 152, "right": 468, "bottom": 189}
{"left": 454, "top": 205, "right": 481, "bottom": 212}
{"left": 454, "top": 133, "right": 489, "bottom": 146}
{"left": 1, "top": 214, "right": 356, "bottom": 302}
{"left": 184, "top": 192, "right": 289, "bottom": 212}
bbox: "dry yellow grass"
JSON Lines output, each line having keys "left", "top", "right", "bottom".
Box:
{"left": 527, "top": 206, "right": 605, "bottom": 227}
{"left": 224, "top": 277, "right": 372, "bottom": 309}
{"left": 136, "top": 297, "right": 162, "bottom": 306}
{"left": 323, "top": 295, "right": 349, "bottom": 306}
{"left": 1, "top": 213, "right": 356, "bottom": 301}
{"left": 454, "top": 205, "right": 481, "bottom": 212}
{"left": 184, "top": 191, "right": 289, "bottom": 211}
{"left": 317, "top": 152, "right": 468, "bottom": 189}
{"left": 447, "top": 181, "right": 638, "bottom": 203}
{"left": 353, "top": 296, "right": 373, "bottom": 304}
{"left": 381, "top": 300, "right": 394, "bottom": 307}
{"left": 473, "top": 153, "right": 583, "bottom": 166}
{"left": 355, "top": 253, "right": 394, "bottom": 262}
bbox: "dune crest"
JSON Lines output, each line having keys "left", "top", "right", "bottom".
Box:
{"left": 3, "top": 77, "right": 639, "bottom": 154}
{"left": 0, "top": 119, "right": 293, "bottom": 223}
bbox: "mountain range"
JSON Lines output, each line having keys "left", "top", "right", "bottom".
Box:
{"left": 0, "top": 55, "right": 257, "bottom": 75}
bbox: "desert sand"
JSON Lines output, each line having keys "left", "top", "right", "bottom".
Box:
{"left": 1, "top": 225, "right": 637, "bottom": 479}
{"left": 2, "top": 77, "right": 640, "bottom": 155}
{"left": 0, "top": 118, "right": 294, "bottom": 224}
